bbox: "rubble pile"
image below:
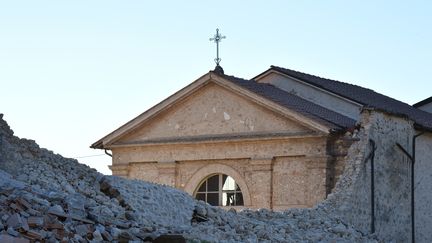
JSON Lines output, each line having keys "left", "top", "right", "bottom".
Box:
{"left": 0, "top": 114, "right": 378, "bottom": 242}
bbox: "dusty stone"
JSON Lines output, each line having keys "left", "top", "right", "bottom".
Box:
{"left": 6, "top": 213, "right": 25, "bottom": 230}
{"left": 22, "top": 230, "right": 43, "bottom": 241}
{"left": 43, "top": 215, "right": 63, "bottom": 230}
{"left": 2, "top": 214, "right": 9, "bottom": 222}
{"left": 153, "top": 234, "right": 186, "bottom": 243}
{"left": 109, "top": 227, "right": 122, "bottom": 239}
{"left": 92, "top": 229, "right": 103, "bottom": 241}
{"left": 66, "top": 193, "right": 87, "bottom": 216}
{"left": 0, "top": 113, "right": 415, "bottom": 242}
{"left": 0, "top": 234, "right": 30, "bottom": 243}
{"left": 7, "top": 227, "right": 20, "bottom": 237}
{"left": 118, "top": 231, "right": 133, "bottom": 242}
{"left": 48, "top": 204, "right": 65, "bottom": 215}
{"left": 27, "top": 216, "right": 44, "bottom": 228}
{"left": 75, "top": 224, "right": 91, "bottom": 237}
{"left": 101, "top": 230, "right": 113, "bottom": 241}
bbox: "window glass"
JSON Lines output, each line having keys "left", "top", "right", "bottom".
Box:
{"left": 195, "top": 193, "right": 205, "bottom": 201}
{"left": 197, "top": 181, "right": 206, "bottom": 192}
{"left": 194, "top": 174, "right": 244, "bottom": 206}
{"left": 207, "top": 192, "right": 219, "bottom": 206}
{"left": 222, "top": 176, "right": 236, "bottom": 191}
{"left": 207, "top": 175, "right": 219, "bottom": 192}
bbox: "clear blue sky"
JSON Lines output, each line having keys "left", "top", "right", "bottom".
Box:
{"left": 1, "top": 1, "right": 431, "bottom": 174}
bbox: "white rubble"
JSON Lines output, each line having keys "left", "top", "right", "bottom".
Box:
{"left": 0, "top": 114, "right": 379, "bottom": 242}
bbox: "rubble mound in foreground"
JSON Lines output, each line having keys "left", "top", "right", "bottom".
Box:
{"left": 0, "top": 114, "right": 377, "bottom": 242}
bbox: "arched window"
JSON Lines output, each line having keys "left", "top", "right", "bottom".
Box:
{"left": 194, "top": 174, "right": 243, "bottom": 206}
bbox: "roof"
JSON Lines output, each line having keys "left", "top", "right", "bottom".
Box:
{"left": 217, "top": 72, "right": 356, "bottom": 131}
{"left": 413, "top": 96, "right": 432, "bottom": 108}
{"left": 262, "top": 66, "right": 432, "bottom": 132}
{"left": 91, "top": 71, "right": 358, "bottom": 149}
{"left": 92, "top": 66, "right": 432, "bottom": 150}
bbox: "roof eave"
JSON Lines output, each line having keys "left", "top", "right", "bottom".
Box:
{"left": 90, "top": 72, "right": 213, "bottom": 149}
{"left": 413, "top": 96, "right": 432, "bottom": 108}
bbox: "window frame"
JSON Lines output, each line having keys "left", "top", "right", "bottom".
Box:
{"left": 194, "top": 173, "right": 243, "bottom": 206}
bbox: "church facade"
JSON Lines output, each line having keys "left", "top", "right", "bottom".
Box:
{"left": 92, "top": 65, "right": 432, "bottom": 210}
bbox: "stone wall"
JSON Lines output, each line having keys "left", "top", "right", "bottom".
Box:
{"left": 112, "top": 133, "right": 353, "bottom": 210}
{"left": 323, "top": 110, "right": 432, "bottom": 243}
{"left": 124, "top": 156, "right": 328, "bottom": 209}
{"left": 415, "top": 133, "right": 432, "bottom": 242}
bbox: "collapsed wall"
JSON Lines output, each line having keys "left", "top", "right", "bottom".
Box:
{"left": 322, "top": 109, "right": 432, "bottom": 243}
{"left": 0, "top": 113, "right": 379, "bottom": 242}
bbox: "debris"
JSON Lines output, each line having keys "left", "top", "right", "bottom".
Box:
{"left": 27, "top": 216, "right": 44, "bottom": 228}
{"left": 0, "top": 114, "right": 379, "bottom": 242}
{"left": 153, "top": 234, "right": 186, "bottom": 243}
{"left": 0, "top": 234, "right": 30, "bottom": 243}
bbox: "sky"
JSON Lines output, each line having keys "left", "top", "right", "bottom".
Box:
{"left": 0, "top": 1, "right": 431, "bottom": 175}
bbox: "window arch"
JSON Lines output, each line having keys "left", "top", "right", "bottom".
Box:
{"left": 194, "top": 174, "right": 243, "bottom": 206}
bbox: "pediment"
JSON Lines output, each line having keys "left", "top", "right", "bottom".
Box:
{"left": 116, "top": 82, "right": 315, "bottom": 145}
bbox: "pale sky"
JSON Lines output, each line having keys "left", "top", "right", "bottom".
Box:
{"left": 1, "top": 1, "right": 431, "bottom": 175}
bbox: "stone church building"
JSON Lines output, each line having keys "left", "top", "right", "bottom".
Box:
{"left": 92, "top": 65, "right": 432, "bottom": 211}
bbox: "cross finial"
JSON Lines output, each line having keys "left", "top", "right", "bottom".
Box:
{"left": 209, "top": 28, "right": 226, "bottom": 66}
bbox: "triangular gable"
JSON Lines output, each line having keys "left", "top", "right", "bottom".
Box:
{"left": 117, "top": 82, "right": 314, "bottom": 145}
{"left": 91, "top": 72, "right": 336, "bottom": 149}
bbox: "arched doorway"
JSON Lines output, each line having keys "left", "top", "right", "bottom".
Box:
{"left": 194, "top": 174, "right": 243, "bottom": 206}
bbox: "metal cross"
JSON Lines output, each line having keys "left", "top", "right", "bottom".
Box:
{"left": 209, "top": 28, "right": 226, "bottom": 66}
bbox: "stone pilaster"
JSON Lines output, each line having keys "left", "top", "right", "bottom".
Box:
{"left": 246, "top": 157, "right": 273, "bottom": 209}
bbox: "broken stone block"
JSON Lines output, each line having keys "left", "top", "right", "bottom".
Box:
{"left": 47, "top": 204, "right": 65, "bottom": 216}
{"left": 92, "top": 229, "right": 103, "bottom": 241}
{"left": 6, "top": 213, "right": 26, "bottom": 230}
{"left": 2, "top": 214, "right": 10, "bottom": 222}
{"left": 22, "top": 230, "right": 43, "bottom": 241}
{"left": 101, "top": 230, "right": 113, "bottom": 241}
{"left": 75, "top": 224, "right": 91, "bottom": 237}
{"left": 125, "top": 210, "right": 138, "bottom": 221}
{"left": 73, "top": 234, "right": 84, "bottom": 242}
{"left": 43, "top": 215, "right": 64, "bottom": 230}
{"left": 153, "top": 234, "right": 186, "bottom": 243}
{"left": 25, "top": 207, "right": 40, "bottom": 216}
{"left": 65, "top": 193, "right": 86, "bottom": 218}
{"left": 27, "top": 216, "right": 44, "bottom": 228}
{"left": 112, "top": 219, "right": 130, "bottom": 229}
{"left": 16, "top": 198, "right": 32, "bottom": 210}
{"left": 109, "top": 227, "right": 122, "bottom": 239}
{"left": 19, "top": 211, "right": 29, "bottom": 218}
{"left": 7, "top": 226, "right": 20, "bottom": 237}
{"left": 10, "top": 203, "right": 24, "bottom": 211}
{"left": 52, "top": 228, "right": 65, "bottom": 240}
{"left": 118, "top": 231, "right": 133, "bottom": 242}
{"left": 0, "top": 234, "right": 30, "bottom": 243}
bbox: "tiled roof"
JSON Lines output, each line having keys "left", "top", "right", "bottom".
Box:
{"left": 269, "top": 66, "right": 432, "bottom": 132}
{"left": 216, "top": 72, "right": 357, "bottom": 131}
